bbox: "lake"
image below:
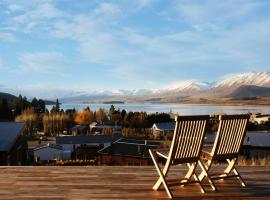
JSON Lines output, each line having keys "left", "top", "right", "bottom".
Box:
{"left": 46, "top": 103, "right": 270, "bottom": 115}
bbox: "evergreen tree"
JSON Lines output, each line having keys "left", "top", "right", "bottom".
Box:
{"left": 55, "top": 99, "right": 60, "bottom": 112}
{"left": 0, "top": 98, "right": 13, "bottom": 120}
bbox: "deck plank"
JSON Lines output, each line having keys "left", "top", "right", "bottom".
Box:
{"left": 0, "top": 166, "right": 270, "bottom": 199}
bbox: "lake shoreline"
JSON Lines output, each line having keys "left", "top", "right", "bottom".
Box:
{"left": 47, "top": 102, "right": 270, "bottom": 115}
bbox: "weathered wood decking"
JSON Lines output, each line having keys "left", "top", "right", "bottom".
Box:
{"left": 0, "top": 166, "right": 270, "bottom": 199}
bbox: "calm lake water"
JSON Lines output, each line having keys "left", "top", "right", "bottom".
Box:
{"left": 46, "top": 103, "right": 270, "bottom": 115}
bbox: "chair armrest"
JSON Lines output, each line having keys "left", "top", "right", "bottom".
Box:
{"left": 151, "top": 148, "right": 169, "bottom": 159}
{"left": 200, "top": 148, "right": 213, "bottom": 160}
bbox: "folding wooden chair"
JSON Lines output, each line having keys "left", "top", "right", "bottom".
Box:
{"left": 149, "top": 115, "right": 211, "bottom": 199}
{"left": 199, "top": 114, "right": 250, "bottom": 191}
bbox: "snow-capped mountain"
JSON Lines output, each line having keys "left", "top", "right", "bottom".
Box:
{"left": 214, "top": 72, "right": 270, "bottom": 89}
{"left": 165, "top": 81, "right": 211, "bottom": 92}
{"left": 54, "top": 71, "right": 270, "bottom": 103}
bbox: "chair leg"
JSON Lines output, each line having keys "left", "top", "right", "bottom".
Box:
{"left": 224, "top": 158, "right": 246, "bottom": 187}
{"left": 198, "top": 160, "right": 216, "bottom": 191}
{"left": 152, "top": 160, "right": 170, "bottom": 191}
{"left": 185, "top": 163, "right": 206, "bottom": 193}
{"left": 149, "top": 150, "right": 173, "bottom": 199}
{"left": 198, "top": 159, "right": 212, "bottom": 181}
{"left": 193, "top": 172, "right": 206, "bottom": 193}
{"left": 224, "top": 158, "right": 236, "bottom": 174}
{"left": 183, "top": 163, "right": 196, "bottom": 182}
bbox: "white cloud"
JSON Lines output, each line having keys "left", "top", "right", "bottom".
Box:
{"left": 133, "top": 0, "right": 158, "bottom": 9}
{"left": 93, "top": 2, "right": 121, "bottom": 16}
{"left": 171, "top": 0, "right": 267, "bottom": 24}
{"left": 7, "top": 3, "right": 22, "bottom": 12}
{"left": 14, "top": 52, "right": 69, "bottom": 75}
{"left": 5, "top": 1, "right": 64, "bottom": 32}
{"left": 1, "top": 0, "right": 270, "bottom": 92}
{"left": 0, "top": 32, "right": 16, "bottom": 42}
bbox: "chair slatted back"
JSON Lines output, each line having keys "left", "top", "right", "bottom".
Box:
{"left": 168, "top": 115, "right": 209, "bottom": 165}
{"left": 211, "top": 115, "right": 250, "bottom": 159}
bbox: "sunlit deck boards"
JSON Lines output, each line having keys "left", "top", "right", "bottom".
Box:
{"left": 0, "top": 166, "right": 270, "bottom": 199}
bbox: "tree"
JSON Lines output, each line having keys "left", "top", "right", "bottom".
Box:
{"left": 109, "top": 105, "right": 115, "bottom": 120}
{"left": 43, "top": 112, "right": 70, "bottom": 136}
{"left": 14, "top": 94, "right": 30, "bottom": 115}
{"left": 51, "top": 99, "right": 60, "bottom": 113}
{"left": 37, "top": 99, "right": 45, "bottom": 113}
{"left": 75, "top": 108, "right": 95, "bottom": 125}
{"left": 31, "top": 98, "right": 45, "bottom": 113}
{"left": 121, "top": 109, "right": 127, "bottom": 120}
{"left": 56, "top": 99, "right": 60, "bottom": 112}
{"left": 147, "top": 112, "right": 172, "bottom": 126}
{"left": 96, "top": 108, "right": 107, "bottom": 124}
{"left": 15, "top": 108, "right": 38, "bottom": 135}
{"left": 0, "top": 98, "right": 13, "bottom": 120}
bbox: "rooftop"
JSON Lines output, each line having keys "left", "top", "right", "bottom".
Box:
{"left": 34, "top": 143, "right": 64, "bottom": 151}
{"left": 0, "top": 122, "right": 25, "bottom": 152}
{"left": 56, "top": 135, "right": 121, "bottom": 145}
{"left": 0, "top": 166, "right": 269, "bottom": 199}
{"left": 99, "top": 138, "right": 160, "bottom": 158}
{"left": 243, "top": 132, "right": 270, "bottom": 147}
{"left": 153, "top": 122, "right": 175, "bottom": 131}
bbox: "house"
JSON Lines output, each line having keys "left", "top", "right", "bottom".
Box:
{"left": 99, "top": 138, "right": 160, "bottom": 166}
{"left": 252, "top": 115, "right": 270, "bottom": 125}
{"left": 33, "top": 143, "right": 71, "bottom": 162}
{"left": 71, "top": 125, "right": 88, "bottom": 136}
{"left": 241, "top": 131, "right": 270, "bottom": 159}
{"left": 56, "top": 135, "right": 121, "bottom": 159}
{"left": 0, "top": 122, "right": 27, "bottom": 165}
{"left": 90, "top": 122, "right": 122, "bottom": 135}
{"left": 152, "top": 122, "right": 175, "bottom": 140}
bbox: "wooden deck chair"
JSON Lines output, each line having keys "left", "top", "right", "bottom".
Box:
{"left": 149, "top": 115, "right": 210, "bottom": 199}
{"left": 198, "top": 114, "right": 250, "bottom": 191}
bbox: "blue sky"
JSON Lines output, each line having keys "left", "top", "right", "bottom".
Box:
{"left": 0, "top": 0, "right": 270, "bottom": 98}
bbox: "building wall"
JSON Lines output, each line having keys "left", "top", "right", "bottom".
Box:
{"left": 0, "top": 135, "right": 27, "bottom": 166}
{"left": 61, "top": 142, "right": 111, "bottom": 152}
{"left": 34, "top": 148, "right": 69, "bottom": 161}
{"left": 153, "top": 130, "right": 174, "bottom": 140}
{"left": 242, "top": 147, "right": 270, "bottom": 159}
{"left": 253, "top": 117, "right": 270, "bottom": 124}
{"left": 100, "top": 154, "right": 150, "bottom": 166}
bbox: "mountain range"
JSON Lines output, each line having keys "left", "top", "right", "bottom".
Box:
{"left": 59, "top": 72, "right": 270, "bottom": 103}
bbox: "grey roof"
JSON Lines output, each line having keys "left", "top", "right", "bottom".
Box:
{"left": 98, "top": 138, "right": 160, "bottom": 158}
{"left": 71, "top": 125, "right": 87, "bottom": 131}
{"left": 90, "top": 123, "right": 121, "bottom": 130}
{"left": 243, "top": 132, "right": 270, "bottom": 148}
{"left": 118, "top": 138, "right": 160, "bottom": 146}
{"left": 0, "top": 122, "right": 25, "bottom": 152}
{"left": 56, "top": 135, "right": 121, "bottom": 145}
{"left": 34, "top": 143, "right": 63, "bottom": 151}
{"left": 205, "top": 131, "right": 270, "bottom": 148}
{"left": 153, "top": 122, "right": 175, "bottom": 131}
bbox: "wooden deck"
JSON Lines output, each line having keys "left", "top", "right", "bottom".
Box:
{"left": 0, "top": 166, "right": 270, "bottom": 199}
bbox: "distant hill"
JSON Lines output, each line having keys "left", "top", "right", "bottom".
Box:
{"left": 228, "top": 85, "right": 270, "bottom": 99}
{"left": 0, "top": 92, "right": 17, "bottom": 105}
{"left": 44, "top": 100, "right": 57, "bottom": 105}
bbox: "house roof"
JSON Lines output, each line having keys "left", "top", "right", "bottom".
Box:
{"left": 153, "top": 122, "right": 175, "bottom": 131}
{"left": 0, "top": 122, "right": 25, "bottom": 152}
{"left": 90, "top": 123, "right": 121, "bottom": 130}
{"left": 71, "top": 125, "right": 87, "bottom": 131}
{"left": 34, "top": 143, "right": 63, "bottom": 151}
{"left": 117, "top": 138, "right": 160, "bottom": 146}
{"left": 98, "top": 138, "right": 160, "bottom": 159}
{"left": 243, "top": 132, "right": 270, "bottom": 148}
{"left": 56, "top": 135, "right": 121, "bottom": 145}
